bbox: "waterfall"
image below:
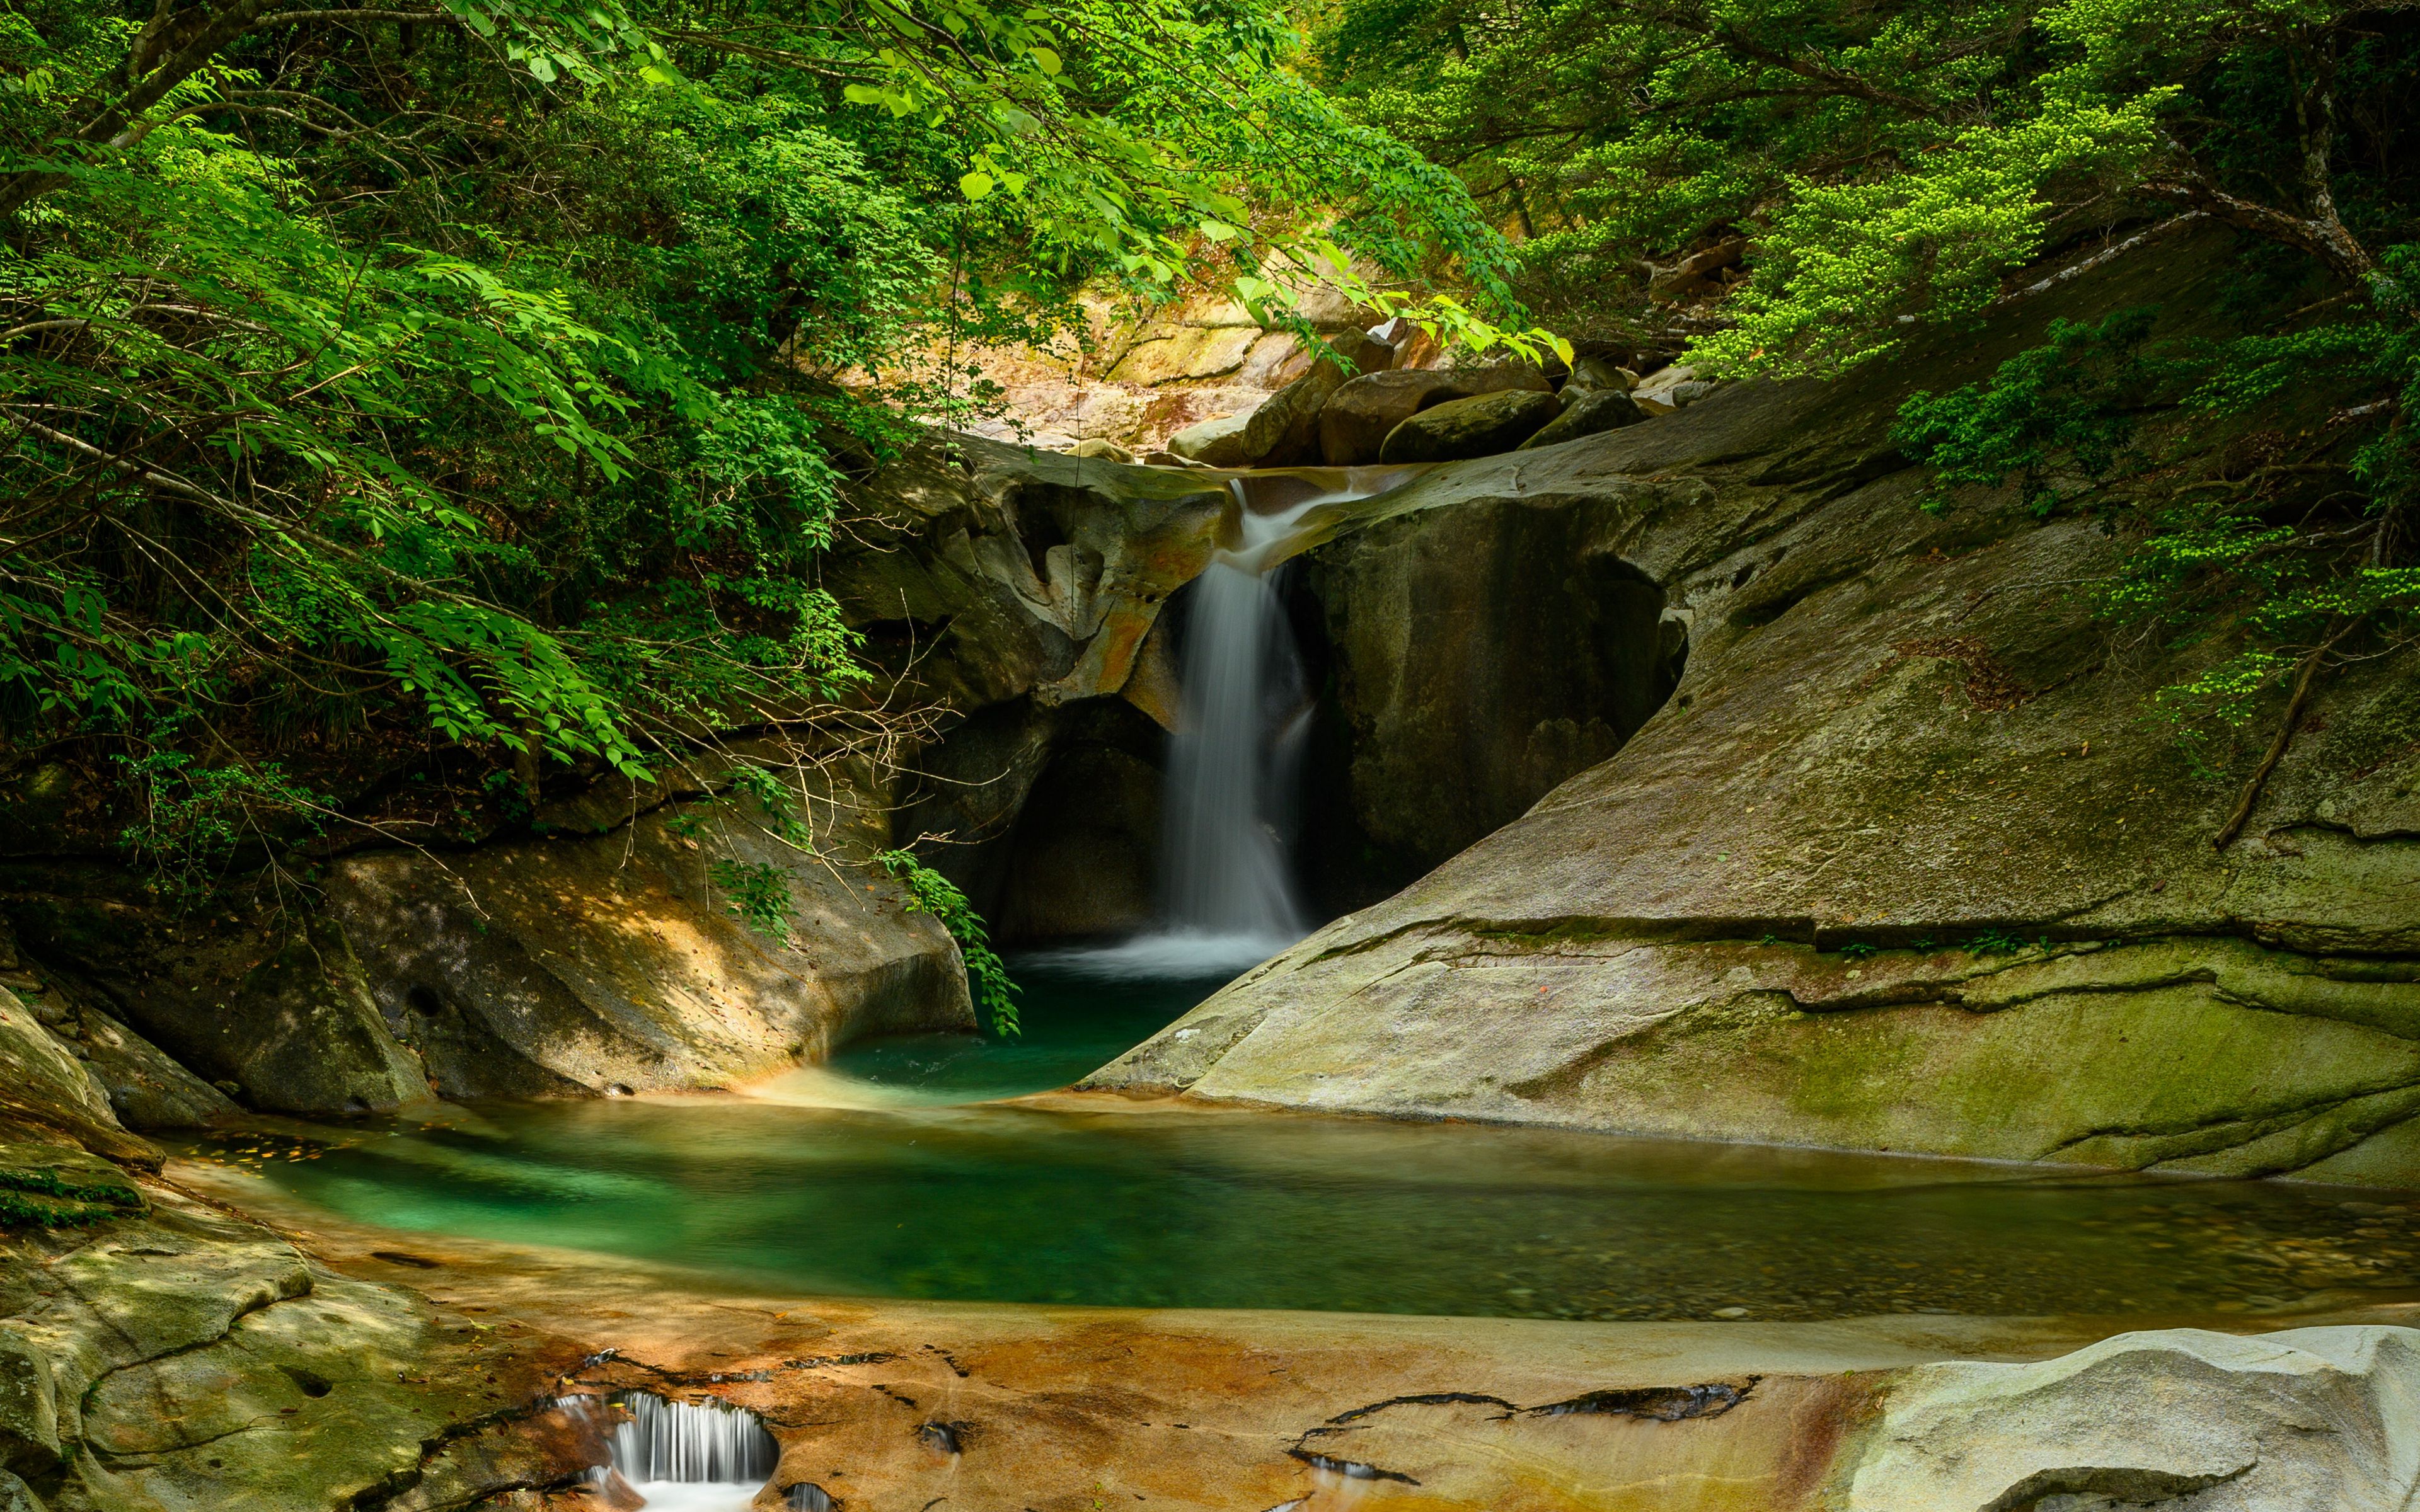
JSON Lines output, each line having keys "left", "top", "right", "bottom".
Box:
{"left": 579, "top": 1392, "right": 779, "bottom": 1512}
{"left": 1022, "top": 466, "right": 1417, "bottom": 983}
{"left": 1158, "top": 481, "right": 1313, "bottom": 946}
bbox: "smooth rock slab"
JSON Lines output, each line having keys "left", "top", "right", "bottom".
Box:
{"left": 1847, "top": 1326, "right": 2420, "bottom": 1511}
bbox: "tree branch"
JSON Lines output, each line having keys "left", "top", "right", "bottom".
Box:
{"left": 2212, "top": 615, "right": 2365, "bottom": 850}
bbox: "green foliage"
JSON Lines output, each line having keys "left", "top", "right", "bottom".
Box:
{"left": 0, "top": 0, "right": 1529, "bottom": 896}
{"left": 1968, "top": 929, "right": 2039, "bottom": 954}
{"left": 0, "top": 1162, "right": 147, "bottom": 1228}
{"left": 113, "top": 742, "right": 331, "bottom": 903}
{"left": 1315, "top": 0, "right": 2417, "bottom": 786}
{"left": 877, "top": 849, "right": 1018, "bottom": 1037}
{"left": 1895, "top": 309, "right": 2164, "bottom": 515}
{"left": 707, "top": 857, "right": 795, "bottom": 946}
{"left": 1836, "top": 940, "right": 1879, "bottom": 960}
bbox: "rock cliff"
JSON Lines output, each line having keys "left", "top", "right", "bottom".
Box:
{"left": 1088, "top": 228, "right": 2420, "bottom": 1187}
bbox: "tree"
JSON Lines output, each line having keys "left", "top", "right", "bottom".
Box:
{"left": 0, "top": 1, "right": 1533, "bottom": 911}
{"left": 1317, "top": 0, "right": 2419, "bottom": 832}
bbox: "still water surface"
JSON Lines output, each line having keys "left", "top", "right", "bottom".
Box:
{"left": 204, "top": 953, "right": 2420, "bottom": 1322}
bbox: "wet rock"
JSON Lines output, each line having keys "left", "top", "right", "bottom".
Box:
{"left": 1843, "top": 1326, "right": 2420, "bottom": 1511}
{"left": 1517, "top": 389, "right": 1647, "bottom": 450}
{"left": 1318, "top": 365, "right": 1552, "bottom": 465}
{"left": 1378, "top": 389, "right": 1562, "bottom": 463}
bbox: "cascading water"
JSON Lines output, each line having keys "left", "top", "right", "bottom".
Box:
{"left": 579, "top": 1392, "right": 780, "bottom": 1512}
{"left": 1034, "top": 467, "right": 1414, "bottom": 982}
{"left": 1157, "top": 479, "right": 1315, "bottom": 949}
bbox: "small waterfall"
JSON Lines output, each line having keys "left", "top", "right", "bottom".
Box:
{"left": 1159, "top": 481, "right": 1313, "bottom": 946}
{"left": 579, "top": 1392, "right": 780, "bottom": 1512}
{"left": 1022, "top": 465, "right": 1417, "bottom": 983}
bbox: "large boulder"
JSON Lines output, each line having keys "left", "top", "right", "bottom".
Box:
{"left": 1378, "top": 388, "right": 1563, "bottom": 462}
{"left": 1562, "top": 354, "right": 1636, "bottom": 394}
{"left": 1235, "top": 331, "right": 1395, "bottom": 467}
{"left": 323, "top": 754, "right": 974, "bottom": 1099}
{"left": 1165, "top": 412, "right": 1253, "bottom": 467}
{"left": 1088, "top": 224, "right": 2420, "bottom": 1188}
{"left": 1842, "top": 1327, "right": 2420, "bottom": 1511}
{"left": 2, "top": 901, "right": 432, "bottom": 1119}
{"left": 0, "top": 987, "right": 156, "bottom": 1168}
{"left": 1318, "top": 365, "right": 1552, "bottom": 465}
{"left": 1165, "top": 333, "right": 1394, "bottom": 471}
{"left": 1518, "top": 388, "right": 1647, "bottom": 450}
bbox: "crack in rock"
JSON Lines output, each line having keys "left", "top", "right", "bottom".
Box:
{"left": 1978, "top": 1460, "right": 2254, "bottom": 1512}
{"left": 1285, "top": 1449, "right": 1420, "bottom": 1484}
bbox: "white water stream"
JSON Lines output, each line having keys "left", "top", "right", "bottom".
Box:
{"left": 580, "top": 1392, "right": 781, "bottom": 1511}
{"left": 1033, "top": 471, "right": 1405, "bottom": 982}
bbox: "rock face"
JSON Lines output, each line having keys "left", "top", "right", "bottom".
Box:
{"left": 824, "top": 438, "right": 1233, "bottom": 937}
{"left": 1845, "top": 1327, "right": 2420, "bottom": 1511}
{"left": 0, "top": 988, "right": 157, "bottom": 1169}
{"left": 1318, "top": 365, "right": 1552, "bottom": 465}
{"left": 1297, "top": 486, "right": 1686, "bottom": 885}
{"left": 1379, "top": 387, "right": 1563, "bottom": 462}
{"left": 322, "top": 756, "right": 974, "bottom": 1100}
{"left": 3, "top": 903, "right": 434, "bottom": 1120}
{"left": 1091, "top": 226, "right": 2420, "bottom": 1188}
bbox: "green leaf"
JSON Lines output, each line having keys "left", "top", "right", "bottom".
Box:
{"left": 959, "top": 170, "right": 995, "bottom": 200}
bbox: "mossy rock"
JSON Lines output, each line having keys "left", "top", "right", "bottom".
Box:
{"left": 1378, "top": 388, "right": 1562, "bottom": 462}
{"left": 0, "top": 1138, "right": 146, "bottom": 1228}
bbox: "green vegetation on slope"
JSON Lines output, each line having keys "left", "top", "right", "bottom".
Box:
{"left": 1315, "top": 0, "right": 2418, "bottom": 803}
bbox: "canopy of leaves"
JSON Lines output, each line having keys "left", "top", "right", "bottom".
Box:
{"left": 0, "top": 0, "right": 1528, "bottom": 901}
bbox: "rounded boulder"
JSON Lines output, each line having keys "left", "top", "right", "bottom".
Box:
{"left": 1378, "top": 389, "right": 1563, "bottom": 463}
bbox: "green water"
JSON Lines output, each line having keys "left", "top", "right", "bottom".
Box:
{"left": 207, "top": 953, "right": 2420, "bottom": 1322}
